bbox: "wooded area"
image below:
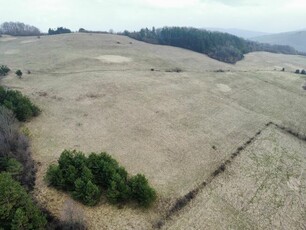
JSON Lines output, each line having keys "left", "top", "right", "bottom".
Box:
{"left": 126, "top": 27, "right": 300, "bottom": 63}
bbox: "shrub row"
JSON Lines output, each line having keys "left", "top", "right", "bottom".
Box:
{"left": 46, "top": 150, "right": 156, "bottom": 207}
{"left": 0, "top": 86, "right": 40, "bottom": 121}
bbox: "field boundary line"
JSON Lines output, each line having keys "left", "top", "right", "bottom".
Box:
{"left": 153, "top": 122, "right": 306, "bottom": 229}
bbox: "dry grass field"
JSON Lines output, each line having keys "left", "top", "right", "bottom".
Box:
{"left": 0, "top": 33, "right": 306, "bottom": 229}
{"left": 162, "top": 125, "right": 306, "bottom": 229}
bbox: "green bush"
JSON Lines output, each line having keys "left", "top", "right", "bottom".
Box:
{"left": 15, "top": 70, "right": 22, "bottom": 78}
{"left": 45, "top": 164, "right": 64, "bottom": 188}
{"left": 0, "top": 86, "right": 40, "bottom": 121}
{"left": 57, "top": 150, "right": 88, "bottom": 190}
{"left": 87, "top": 152, "right": 128, "bottom": 187}
{"left": 0, "top": 65, "right": 10, "bottom": 76}
{"left": 107, "top": 172, "right": 131, "bottom": 204}
{"left": 129, "top": 174, "right": 157, "bottom": 207}
{"left": 0, "top": 172, "right": 47, "bottom": 229}
{"left": 73, "top": 178, "right": 100, "bottom": 206}
{"left": 0, "top": 158, "right": 22, "bottom": 176}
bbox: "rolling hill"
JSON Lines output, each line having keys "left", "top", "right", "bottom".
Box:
{"left": 0, "top": 33, "right": 306, "bottom": 229}
{"left": 251, "top": 30, "right": 306, "bottom": 52}
{"left": 126, "top": 27, "right": 301, "bottom": 64}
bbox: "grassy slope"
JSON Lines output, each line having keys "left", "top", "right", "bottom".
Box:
{"left": 0, "top": 33, "right": 306, "bottom": 229}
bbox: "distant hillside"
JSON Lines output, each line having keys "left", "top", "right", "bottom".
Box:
{"left": 125, "top": 27, "right": 301, "bottom": 64}
{"left": 251, "top": 30, "right": 306, "bottom": 52}
{"left": 205, "top": 28, "right": 270, "bottom": 39}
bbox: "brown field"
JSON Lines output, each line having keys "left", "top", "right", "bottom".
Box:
{"left": 0, "top": 33, "right": 306, "bottom": 229}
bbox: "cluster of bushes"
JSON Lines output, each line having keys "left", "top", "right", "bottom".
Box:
{"left": 0, "top": 22, "right": 40, "bottom": 36}
{"left": 48, "top": 27, "right": 71, "bottom": 35}
{"left": 0, "top": 86, "right": 40, "bottom": 121}
{"left": 295, "top": 69, "right": 306, "bottom": 75}
{"left": 46, "top": 150, "right": 157, "bottom": 207}
{"left": 0, "top": 65, "right": 10, "bottom": 76}
{"left": 125, "top": 27, "right": 301, "bottom": 64}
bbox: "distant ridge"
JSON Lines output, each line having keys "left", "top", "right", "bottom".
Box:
{"left": 205, "top": 28, "right": 270, "bottom": 39}
{"left": 251, "top": 30, "right": 306, "bottom": 52}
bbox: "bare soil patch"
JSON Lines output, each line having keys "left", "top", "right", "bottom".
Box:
{"left": 216, "top": 83, "right": 231, "bottom": 92}
{"left": 96, "top": 55, "right": 132, "bottom": 63}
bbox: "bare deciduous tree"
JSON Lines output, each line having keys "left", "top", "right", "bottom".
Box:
{"left": 0, "top": 106, "right": 36, "bottom": 190}
{"left": 0, "top": 22, "right": 40, "bottom": 36}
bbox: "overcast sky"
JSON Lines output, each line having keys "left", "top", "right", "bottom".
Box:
{"left": 1, "top": 0, "right": 306, "bottom": 33}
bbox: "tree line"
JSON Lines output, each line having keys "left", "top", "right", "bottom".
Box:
{"left": 0, "top": 22, "right": 40, "bottom": 36}
{"left": 124, "top": 27, "right": 302, "bottom": 64}
{"left": 48, "top": 27, "right": 72, "bottom": 35}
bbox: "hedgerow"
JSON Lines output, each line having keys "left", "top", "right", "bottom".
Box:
{"left": 46, "top": 150, "right": 157, "bottom": 207}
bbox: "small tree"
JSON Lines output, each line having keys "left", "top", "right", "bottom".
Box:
{"left": 301, "top": 69, "right": 306, "bottom": 75}
{"left": 106, "top": 173, "right": 131, "bottom": 204}
{"left": 15, "top": 70, "right": 22, "bottom": 78}
{"left": 45, "top": 164, "right": 63, "bottom": 188}
{"left": 72, "top": 178, "right": 100, "bottom": 206}
{"left": 0, "top": 65, "right": 10, "bottom": 76}
{"left": 295, "top": 69, "right": 300, "bottom": 74}
{"left": 129, "top": 174, "right": 156, "bottom": 207}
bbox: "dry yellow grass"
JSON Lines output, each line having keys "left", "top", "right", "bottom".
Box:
{"left": 0, "top": 33, "right": 306, "bottom": 229}
{"left": 162, "top": 126, "right": 306, "bottom": 229}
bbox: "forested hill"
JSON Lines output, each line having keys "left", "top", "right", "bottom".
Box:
{"left": 251, "top": 30, "right": 306, "bottom": 53}
{"left": 124, "top": 27, "right": 302, "bottom": 64}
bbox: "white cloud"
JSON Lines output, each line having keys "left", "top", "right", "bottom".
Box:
{"left": 0, "top": 0, "right": 305, "bottom": 33}
{"left": 141, "top": 0, "right": 199, "bottom": 8}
